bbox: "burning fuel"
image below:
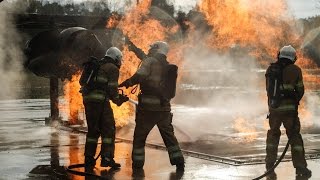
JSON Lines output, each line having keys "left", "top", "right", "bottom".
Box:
{"left": 22, "top": 0, "right": 320, "bottom": 135}
{"left": 1, "top": 0, "right": 320, "bottom": 179}
{"left": 62, "top": 72, "right": 83, "bottom": 125}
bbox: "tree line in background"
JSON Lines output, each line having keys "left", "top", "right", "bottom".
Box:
{"left": 15, "top": 0, "right": 130, "bottom": 16}
{"left": 12, "top": 0, "right": 175, "bottom": 16}
{"left": 303, "top": 16, "right": 320, "bottom": 32}
{"left": 11, "top": 0, "right": 320, "bottom": 34}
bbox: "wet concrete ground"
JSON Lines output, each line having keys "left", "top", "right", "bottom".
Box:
{"left": 1, "top": 99, "right": 320, "bottom": 179}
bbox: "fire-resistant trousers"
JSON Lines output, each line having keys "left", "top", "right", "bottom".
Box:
{"left": 84, "top": 101, "right": 116, "bottom": 159}
{"left": 132, "top": 110, "right": 184, "bottom": 168}
{"left": 265, "top": 111, "right": 307, "bottom": 168}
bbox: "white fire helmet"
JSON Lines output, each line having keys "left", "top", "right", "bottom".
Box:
{"left": 279, "top": 45, "right": 297, "bottom": 63}
{"left": 149, "top": 41, "right": 169, "bottom": 56}
{"left": 105, "top": 47, "right": 123, "bottom": 66}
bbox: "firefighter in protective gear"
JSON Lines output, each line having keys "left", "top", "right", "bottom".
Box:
{"left": 119, "top": 41, "right": 185, "bottom": 171}
{"left": 265, "top": 45, "right": 311, "bottom": 178}
{"left": 82, "top": 47, "right": 128, "bottom": 169}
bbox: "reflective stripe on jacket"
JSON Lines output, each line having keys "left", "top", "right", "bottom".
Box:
{"left": 83, "top": 62, "right": 120, "bottom": 103}
{"left": 123, "top": 53, "right": 171, "bottom": 111}
{"left": 269, "top": 63, "right": 304, "bottom": 112}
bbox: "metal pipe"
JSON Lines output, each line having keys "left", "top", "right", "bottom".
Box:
{"left": 50, "top": 77, "right": 59, "bottom": 120}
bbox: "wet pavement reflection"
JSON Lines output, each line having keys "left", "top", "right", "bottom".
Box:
{"left": 0, "top": 99, "right": 319, "bottom": 179}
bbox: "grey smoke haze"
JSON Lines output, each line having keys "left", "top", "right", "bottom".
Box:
{"left": 174, "top": 44, "right": 267, "bottom": 140}
{"left": 0, "top": 2, "right": 26, "bottom": 99}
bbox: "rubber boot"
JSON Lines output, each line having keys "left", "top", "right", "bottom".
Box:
{"left": 296, "top": 167, "right": 312, "bottom": 177}
{"left": 266, "top": 163, "right": 277, "bottom": 180}
{"left": 101, "top": 157, "right": 121, "bottom": 169}
{"left": 176, "top": 163, "right": 185, "bottom": 172}
{"left": 132, "top": 167, "right": 145, "bottom": 179}
{"left": 85, "top": 156, "right": 96, "bottom": 168}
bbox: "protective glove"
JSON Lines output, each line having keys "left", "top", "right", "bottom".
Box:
{"left": 119, "top": 94, "right": 129, "bottom": 102}
{"left": 119, "top": 80, "right": 130, "bottom": 88}
{"left": 114, "top": 94, "right": 129, "bottom": 106}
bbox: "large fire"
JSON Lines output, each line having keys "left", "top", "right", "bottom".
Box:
{"left": 62, "top": 73, "right": 134, "bottom": 127}
{"left": 60, "top": 0, "right": 318, "bottom": 137}
{"left": 198, "top": 0, "right": 316, "bottom": 67}
{"left": 102, "top": 0, "right": 185, "bottom": 127}
{"left": 197, "top": 0, "right": 318, "bottom": 136}
{"left": 107, "top": 0, "right": 185, "bottom": 69}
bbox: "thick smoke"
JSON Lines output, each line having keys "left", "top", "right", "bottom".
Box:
{"left": 0, "top": 2, "right": 26, "bottom": 100}
{"left": 170, "top": 0, "right": 320, "bottom": 143}
{"left": 302, "top": 92, "right": 320, "bottom": 129}
{"left": 173, "top": 43, "right": 267, "bottom": 141}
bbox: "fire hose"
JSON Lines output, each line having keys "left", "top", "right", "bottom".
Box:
{"left": 66, "top": 91, "right": 135, "bottom": 178}
{"left": 67, "top": 91, "right": 124, "bottom": 178}
{"left": 67, "top": 89, "right": 189, "bottom": 178}
{"left": 66, "top": 152, "right": 104, "bottom": 178}
{"left": 252, "top": 140, "right": 290, "bottom": 180}
{"left": 253, "top": 112, "right": 298, "bottom": 180}
{"left": 66, "top": 93, "right": 108, "bottom": 178}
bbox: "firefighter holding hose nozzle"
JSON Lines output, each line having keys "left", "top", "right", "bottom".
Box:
{"left": 119, "top": 41, "right": 185, "bottom": 172}
{"left": 79, "top": 47, "right": 129, "bottom": 170}
{"left": 265, "top": 45, "right": 311, "bottom": 179}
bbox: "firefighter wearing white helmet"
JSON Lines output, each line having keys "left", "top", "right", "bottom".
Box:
{"left": 148, "top": 41, "right": 169, "bottom": 56}
{"left": 81, "top": 46, "right": 128, "bottom": 170}
{"left": 119, "top": 41, "right": 185, "bottom": 171}
{"left": 278, "top": 45, "right": 297, "bottom": 63}
{"left": 265, "top": 45, "right": 311, "bottom": 178}
{"left": 105, "top": 46, "right": 123, "bottom": 68}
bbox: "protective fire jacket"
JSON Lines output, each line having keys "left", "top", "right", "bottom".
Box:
{"left": 82, "top": 59, "right": 121, "bottom": 104}
{"left": 123, "top": 53, "right": 171, "bottom": 111}
{"left": 267, "top": 63, "right": 304, "bottom": 112}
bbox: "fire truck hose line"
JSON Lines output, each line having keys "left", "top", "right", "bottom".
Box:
{"left": 66, "top": 151, "right": 102, "bottom": 178}
{"left": 252, "top": 139, "right": 290, "bottom": 180}
{"left": 253, "top": 114, "right": 298, "bottom": 180}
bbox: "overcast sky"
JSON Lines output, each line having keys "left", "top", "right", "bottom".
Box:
{"left": 44, "top": 0, "right": 320, "bottom": 18}
{"left": 286, "top": 0, "right": 320, "bottom": 18}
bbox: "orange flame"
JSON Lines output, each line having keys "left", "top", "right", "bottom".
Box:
{"left": 60, "top": 0, "right": 319, "bottom": 132}
{"left": 106, "top": 13, "right": 120, "bottom": 29}
{"left": 197, "top": 0, "right": 318, "bottom": 135}
{"left": 196, "top": 0, "right": 320, "bottom": 69}
{"left": 104, "top": 0, "right": 185, "bottom": 126}
{"left": 62, "top": 72, "right": 134, "bottom": 127}
{"left": 110, "top": 1, "right": 158, "bottom": 125}
{"left": 63, "top": 73, "right": 83, "bottom": 125}
{"left": 111, "top": 0, "right": 185, "bottom": 66}
{"left": 233, "top": 117, "right": 257, "bottom": 142}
